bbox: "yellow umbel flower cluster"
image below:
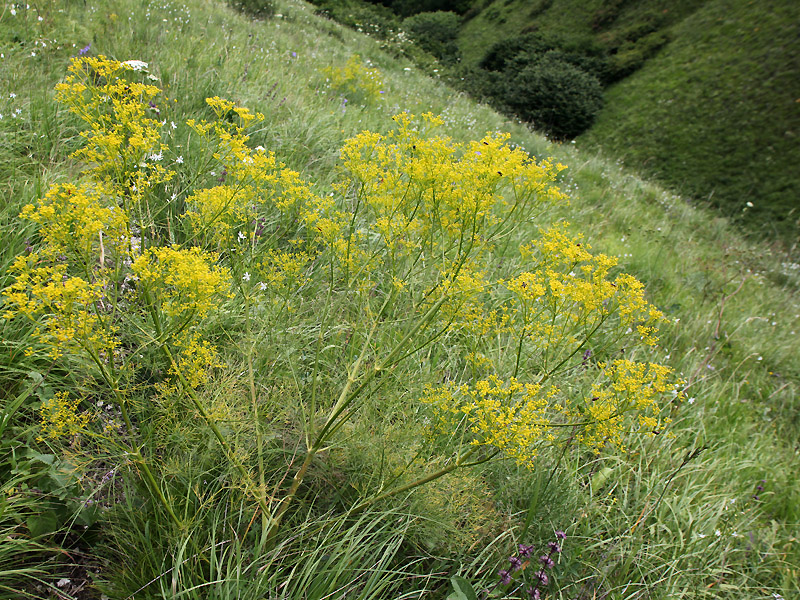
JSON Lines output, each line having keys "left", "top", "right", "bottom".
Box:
{"left": 506, "top": 222, "right": 666, "bottom": 367}
{"left": 580, "top": 359, "right": 676, "bottom": 450}
{"left": 186, "top": 99, "right": 341, "bottom": 256}
{"left": 55, "top": 56, "right": 172, "bottom": 196}
{"left": 3, "top": 257, "right": 117, "bottom": 360}
{"left": 339, "top": 113, "right": 566, "bottom": 256}
{"left": 19, "top": 182, "right": 128, "bottom": 262}
{"left": 421, "top": 376, "right": 555, "bottom": 466}
{"left": 131, "top": 246, "right": 231, "bottom": 320}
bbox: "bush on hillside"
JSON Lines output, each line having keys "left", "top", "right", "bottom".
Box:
{"left": 478, "top": 32, "right": 556, "bottom": 72}
{"left": 370, "top": 0, "right": 472, "bottom": 18}
{"left": 502, "top": 53, "right": 603, "bottom": 139}
{"left": 226, "top": 0, "right": 275, "bottom": 19}
{"left": 402, "top": 11, "right": 461, "bottom": 62}
{"left": 481, "top": 32, "right": 611, "bottom": 82}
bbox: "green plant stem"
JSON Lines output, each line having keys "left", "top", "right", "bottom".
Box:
{"left": 142, "top": 288, "right": 273, "bottom": 526}
{"left": 248, "top": 349, "right": 269, "bottom": 548}
{"left": 265, "top": 290, "right": 396, "bottom": 544}
{"left": 161, "top": 343, "right": 274, "bottom": 521}
{"left": 87, "top": 353, "right": 183, "bottom": 528}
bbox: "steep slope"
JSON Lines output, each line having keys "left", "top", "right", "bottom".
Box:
{"left": 582, "top": 0, "right": 800, "bottom": 240}
{"left": 458, "top": 0, "right": 800, "bottom": 242}
{"left": 0, "top": 0, "right": 798, "bottom": 597}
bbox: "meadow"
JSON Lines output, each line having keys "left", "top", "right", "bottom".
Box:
{"left": 0, "top": 1, "right": 798, "bottom": 599}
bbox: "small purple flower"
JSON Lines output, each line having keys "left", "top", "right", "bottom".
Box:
{"left": 527, "top": 588, "right": 541, "bottom": 600}
{"left": 79, "top": 44, "right": 91, "bottom": 56}
{"left": 534, "top": 570, "right": 549, "bottom": 586}
{"left": 509, "top": 556, "right": 523, "bottom": 572}
{"left": 291, "top": 51, "right": 297, "bottom": 58}
{"left": 555, "top": 531, "right": 567, "bottom": 540}
{"left": 540, "top": 555, "right": 555, "bottom": 569}
{"left": 518, "top": 543, "right": 535, "bottom": 557}
{"left": 498, "top": 569, "right": 512, "bottom": 586}
{"left": 547, "top": 541, "right": 561, "bottom": 553}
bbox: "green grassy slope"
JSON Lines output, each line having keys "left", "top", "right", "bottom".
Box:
{"left": 582, "top": 0, "right": 800, "bottom": 241}
{"left": 0, "top": 0, "right": 799, "bottom": 597}
{"left": 458, "top": 0, "right": 800, "bottom": 242}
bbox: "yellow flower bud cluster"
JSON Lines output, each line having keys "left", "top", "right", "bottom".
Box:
{"left": 338, "top": 113, "right": 566, "bottom": 259}
{"left": 186, "top": 99, "right": 344, "bottom": 260}
{"left": 579, "top": 359, "right": 677, "bottom": 450}
{"left": 3, "top": 256, "right": 117, "bottom": 360}
{"left": 19, "top": 182, "right": 128, "bottom": 261}
{"left": 169, "top": 331, "right": 225, "bottom": 391}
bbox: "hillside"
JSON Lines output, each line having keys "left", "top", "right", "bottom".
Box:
{"left": 0, "top": 0, "right": 798, "bottom": 598}
{"left": 458, "top": 0, "right": 800, "bottom": 242}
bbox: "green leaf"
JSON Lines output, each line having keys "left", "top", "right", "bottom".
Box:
{"left": 591, "top": 466, "right": 614, "bottom": 494}
{"left": 448, "top": 576, "right": 478, "bottom": 600}
{"left": 27, "top": 511, "right": 59, "bottom": 538}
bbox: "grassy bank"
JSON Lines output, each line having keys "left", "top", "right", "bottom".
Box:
{"left": 458, "top": 0, "right": 800, "bottom": 243}
{"left": 0, "top": 1, "right": 798, "bottom": 598}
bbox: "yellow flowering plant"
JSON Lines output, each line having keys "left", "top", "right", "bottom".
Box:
{"left": 322, "top": 54, "right": 385, "bottom": 105}
{"left": 1, "top": 57, "right": 680, "bottom": 546}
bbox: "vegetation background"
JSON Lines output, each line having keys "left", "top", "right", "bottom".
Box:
{"left": 0, "top": 0, "right": 798, "bottom": 599}
{"left": 309, "top": 0, "right": 800, "bottom": 242}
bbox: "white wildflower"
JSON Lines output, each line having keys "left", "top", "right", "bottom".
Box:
{"left": 122, "top": 59, "right": 149, "bottom": 71}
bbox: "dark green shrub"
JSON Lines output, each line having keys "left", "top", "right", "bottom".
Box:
{"left": 388, "top": 0, "right": 472, "bottom": 18}
{"left": 539, "top": 49, "right": 612, "bottom": 85}
{"left": 226, "top": 0, "right": 275, "bottom": 19}
{"left": 444, "top": 64, "right": 503, "bottom": 103}
{"left": 402, "top": 11, "right": 461, "bottom": 62}
{"left": 479, "top": 32, "right": 556, "bottom": 71}
{"left": 502, "top": 53, "right": 603, "bottom": 139}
